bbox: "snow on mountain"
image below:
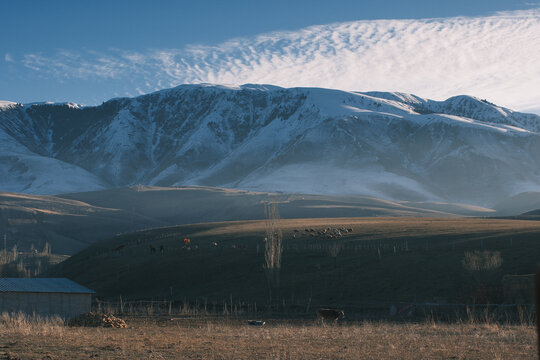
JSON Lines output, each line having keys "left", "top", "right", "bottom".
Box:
{"left": 1, "top": 84, "right": 539, "bottom": 206}
{"left": 0, "top": 101, "right": 18, "bottom": 110}
{"left": 0, "top": 128, "right": 107, "bottom": 194}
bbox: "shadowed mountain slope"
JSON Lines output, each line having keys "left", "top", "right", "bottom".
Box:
{"left": 1, "top": 84, "right": 539, "bottom": 207}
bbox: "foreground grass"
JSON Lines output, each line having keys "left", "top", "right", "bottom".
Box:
{"left": 0, "top": 315, "right": 536, "bottom": 359}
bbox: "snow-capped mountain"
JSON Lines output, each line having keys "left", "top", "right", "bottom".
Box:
{"left": 1, "top": 84, "right": 539, "bottom": 206}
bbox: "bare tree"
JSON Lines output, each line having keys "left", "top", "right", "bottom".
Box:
{"left": 11, "top": 244, "right": 17, "bottom": 262}
{"left": 326, "top": 240, "right": 343, "bottom": 267}
{"left": 263, "top": 201, "right": 283, "bottom": 303}
{"left": 462, "top": 250, "right": 503, "bottom": 302}
{"left": 42, "top": 241, "right": 51, "bottom": 255}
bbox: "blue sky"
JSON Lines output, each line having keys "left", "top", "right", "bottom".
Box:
{"left": 2, "top": 0, "right": 540, "bottom": 112}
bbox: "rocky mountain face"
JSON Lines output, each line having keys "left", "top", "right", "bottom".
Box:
{"left": 1, "top": 84, "right": 539, "bottom": 206}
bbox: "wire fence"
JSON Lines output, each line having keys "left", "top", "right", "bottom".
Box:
{"left": 92, "top": 297, "right": 536, "bottom": 324}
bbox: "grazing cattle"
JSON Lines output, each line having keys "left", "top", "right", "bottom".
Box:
{"left": 159, "top": 245, "right": 164, "bottom": 254}
{"left": 316, "top": 308, "right": 345, "bottom": 324}
{"left": 149, "top": 245, "right": 156, "bottom": 254}
{"left": 212, "top": 242, "right": 218, "bottom": 247}
{"left": 113, "top": 244, "right": 125, "bottom": 252}
{"left": 184, "top": 238, "right": 191, "bottom": 245}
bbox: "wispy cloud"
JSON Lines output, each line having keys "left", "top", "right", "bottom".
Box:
{"left": 4, "top": 53, "right": 14, "bottom": 63}
{"left": 20, "top": 9, "right": 540, "bottom": 112}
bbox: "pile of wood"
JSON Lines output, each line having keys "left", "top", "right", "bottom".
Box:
{"left": 68, "top": 312, "right": 127, "bottom": 328}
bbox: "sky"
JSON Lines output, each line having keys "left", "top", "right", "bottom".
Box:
{"left": 1, "top": 0, "right": 540, "bottom": 114}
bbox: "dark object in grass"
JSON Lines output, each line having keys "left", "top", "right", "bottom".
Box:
{"left": 248, "top": 320, "right": 265, "bottom": 326}
{"left": 316, "top": 308, "right": 345, "bottom": 324}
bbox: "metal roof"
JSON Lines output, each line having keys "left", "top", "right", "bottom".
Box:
{"left": 0, "top": 278, "right": 95, "bottom": 294}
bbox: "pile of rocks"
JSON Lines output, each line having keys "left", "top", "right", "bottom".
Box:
{"left": 68, "top": 312, "right": 127, "bottom": 328}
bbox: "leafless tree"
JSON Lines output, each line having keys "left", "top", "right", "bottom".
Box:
{"left": 42, "top": 241, "right": 51, "bottom": 255}
{"left": 264, "top": 201, "right": 282, "bottom": 303}
{"left": 462, "top": 250, "right": 503, "bottom": 302}
{"left": 326, "top": 240, "right": 343, "bottom": 267}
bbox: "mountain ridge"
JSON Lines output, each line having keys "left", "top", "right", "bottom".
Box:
{"left": 1, "top": 84, "right": 539, "bottom": 206}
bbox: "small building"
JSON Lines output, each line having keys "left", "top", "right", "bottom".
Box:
{"left": 0, "top": 278, "right": 94, "bottom": 318}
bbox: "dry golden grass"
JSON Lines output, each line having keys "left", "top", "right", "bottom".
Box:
{"left": 0, "top": 314, "right": 536, "bottom": 359}
{"left": 190, "top": 217, "right": 540, "bottom": 238}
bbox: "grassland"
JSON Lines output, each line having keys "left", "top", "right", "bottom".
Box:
{"left": 54, "top": 217, "right": 540, "bottom": 308}
{"left": 0, "top": 313, "right": 537, "bottom": 359}
{"left": 1, "top": 185, "right": 496, "bottom": 256}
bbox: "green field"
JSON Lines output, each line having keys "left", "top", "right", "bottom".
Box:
{"left": 54, "top": 217, "right": 540, "bottom": 310}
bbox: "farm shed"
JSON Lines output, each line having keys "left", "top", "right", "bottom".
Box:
{"left": 0, "top": 278, "right": 94, "bottom": 318}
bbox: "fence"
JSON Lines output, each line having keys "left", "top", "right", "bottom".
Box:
{"left": 92, "top": 297, "right": 536, "bottom": 323}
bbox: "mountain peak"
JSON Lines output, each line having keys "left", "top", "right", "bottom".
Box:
{"left": 1, "top": 84, "right": 539, "bottom": 206}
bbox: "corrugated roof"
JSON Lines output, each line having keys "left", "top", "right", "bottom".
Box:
{"left": 0, "top": 278, "right": 94, "bottom": 294}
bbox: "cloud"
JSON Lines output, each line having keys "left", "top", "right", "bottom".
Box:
{"left": 20, "top": 9, "right": 540, "bottom": 113}
{"left": 4, "top": 53, "right": 14, "bottom": 62}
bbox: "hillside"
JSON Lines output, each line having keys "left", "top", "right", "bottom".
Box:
{"left": 53, "top": 217, "right": 540, "bottom": 307}
{"left": 493, "top": 191, "right": 540, "bottom": 216}
{"left": 1, "top": 84, "right": 539, "bottom": 207}
{"left": 0, "top": 191, "right": 158, "bottom": 254}
{"left": 1, "top": 186, "right": 496, "bottom": 255}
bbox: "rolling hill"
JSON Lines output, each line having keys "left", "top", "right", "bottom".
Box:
{"left": 0, "top": 186, "right": 495, "bottom": 255}
{"left": 53, "top": 217, "right": 540, "bottom": 307}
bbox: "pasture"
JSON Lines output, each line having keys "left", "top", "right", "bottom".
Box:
{"left": 3, "top": 186, "right": 489, "bottom": 256}
{"left": 0, "top": 313, "right": 536, "bottom": 359}
{"left": 54, "top": 217, "right": 540, "bottom": 307}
